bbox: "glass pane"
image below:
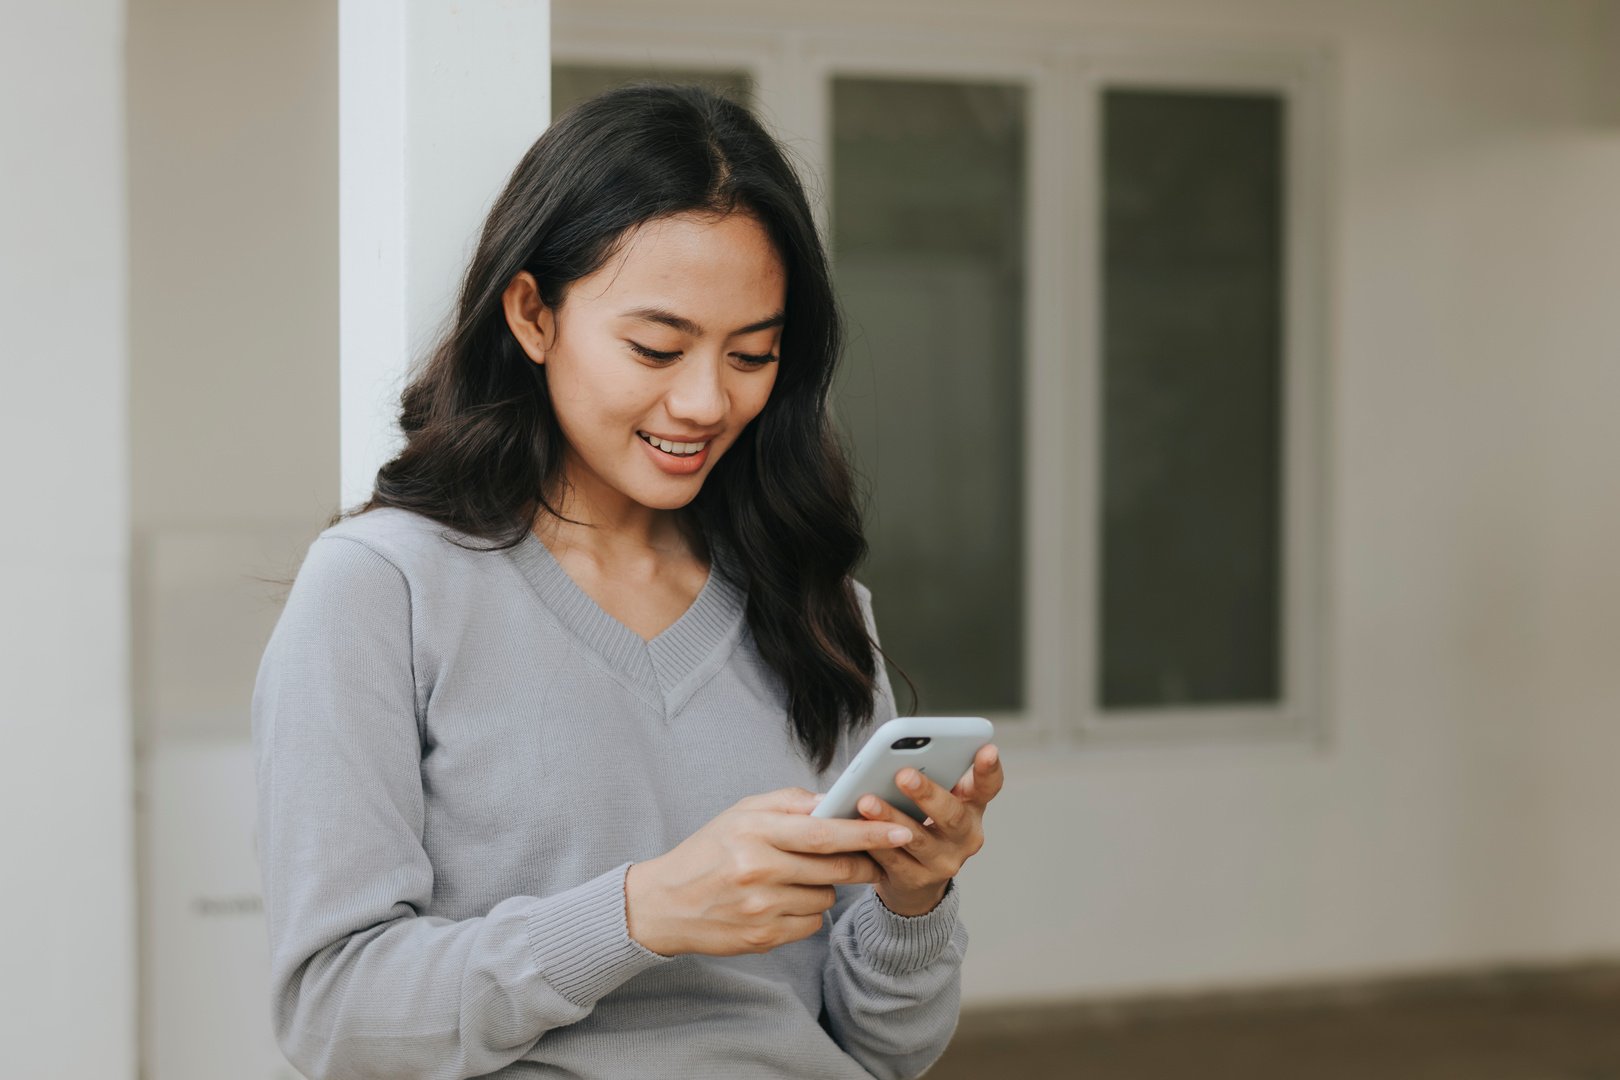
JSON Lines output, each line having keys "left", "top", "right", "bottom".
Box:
{"left": 831, "top": 77, "right": 1027, "bottom": 715}
{"left": 1098, "top": 88, "right": 1285, "bottom": 710}
{"left": 551, "top": 64, "right": 753, "bottom": 118}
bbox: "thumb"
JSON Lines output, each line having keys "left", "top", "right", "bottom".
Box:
{"left": 735, "top": 786, "right": 822, "bottom": 815}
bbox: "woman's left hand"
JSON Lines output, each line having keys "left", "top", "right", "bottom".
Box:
{"left": 856, "top": 744, "right": 1003, "bottom": 916}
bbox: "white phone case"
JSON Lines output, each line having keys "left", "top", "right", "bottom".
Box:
{"left": 811, "top": 716, "right": 994, "bottom": 822}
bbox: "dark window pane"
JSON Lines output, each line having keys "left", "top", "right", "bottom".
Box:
{"left": 1099, "top": 88, "right": 1285, "bottom": 710}
{"left": 831, "top": 77, "right": 1027, "bottom": 714}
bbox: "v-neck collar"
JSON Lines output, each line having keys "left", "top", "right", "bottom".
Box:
{"left": 504, "top": 528, "right": 749, "bottom": 706}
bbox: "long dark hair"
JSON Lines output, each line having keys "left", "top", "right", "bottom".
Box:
{"left": 322, "top": 83, "right": 902, "bottom": 771}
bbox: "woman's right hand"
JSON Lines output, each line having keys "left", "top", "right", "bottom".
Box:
{"left": 624, "top": 787, "right": 914, "bottom": 957}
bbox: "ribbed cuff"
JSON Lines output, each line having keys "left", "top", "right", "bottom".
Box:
{"left": 852, "top": 879, "right": 962, "bottom": 975}
{"left": 524, "top": 861, "right": 674, "bottom": 1007}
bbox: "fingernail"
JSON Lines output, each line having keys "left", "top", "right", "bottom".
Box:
{"left": 888, "top": 827, "right": 912, "bottom": 845}
{"left": 985, "top": 747, "right": 999, "bottom": 766}
{"left": 860, "top": 796, "right": 881, "bottom": 815}
{"left": 900, "top": 771, "right": 920, "bottom": 790}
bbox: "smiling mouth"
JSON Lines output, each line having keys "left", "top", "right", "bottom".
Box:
{"left": 637, "top": 431, "right": 710, "bottom": 457}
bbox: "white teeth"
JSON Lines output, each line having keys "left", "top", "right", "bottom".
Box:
{"left": 639, "top": 432, "right": 706, "bottom": 456}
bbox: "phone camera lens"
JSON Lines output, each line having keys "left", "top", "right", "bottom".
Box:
{"left": 890, "top": 736, "right": 932, "bottom": 750}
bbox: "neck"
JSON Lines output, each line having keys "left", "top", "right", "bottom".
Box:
{"left": 533, "top": 455, "right": 703, "bottom": 567}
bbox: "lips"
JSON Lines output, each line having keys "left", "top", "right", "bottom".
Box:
{"left": 636, "top": 429, "right": 712, "bottom": 476}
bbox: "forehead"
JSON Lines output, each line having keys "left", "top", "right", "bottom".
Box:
{"left": 569, "top": 211, "right": 786, "bottom": 316}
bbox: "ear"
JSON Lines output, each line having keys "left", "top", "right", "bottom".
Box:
{"left": 501, "top": 270, "right": 555, "bottom": 365}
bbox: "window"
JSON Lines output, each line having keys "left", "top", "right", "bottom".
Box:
{"left": 1097, "top": 88, "right": 1285, "bottom": 711}
{"left": 829, "top": 76, "right": 1028, "bottom": 715}
{"left": 548, "top": 24, "right": 1327, "bottom": 744}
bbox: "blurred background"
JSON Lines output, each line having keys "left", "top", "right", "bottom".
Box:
{"left": 5, "top": 0, "right": 1620, "bottom": 1077}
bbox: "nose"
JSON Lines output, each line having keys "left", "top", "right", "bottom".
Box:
{"left": 664, "top": 352, "right": 727, "bottom": 429}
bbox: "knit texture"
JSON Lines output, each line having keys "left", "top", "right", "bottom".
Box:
{"left": 251, "top": 507, "right": 967, "bottom": 1080}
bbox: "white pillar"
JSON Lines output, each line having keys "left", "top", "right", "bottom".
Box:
{"left": 0, "top": 1, "right": 136, "bottom": 1075}
{"left": 339, "top": 0, "right": 552, "bottom": 509}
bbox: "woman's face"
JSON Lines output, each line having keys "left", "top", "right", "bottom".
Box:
{"left": 504, "top": 210, "right": 786, "bottom": 515}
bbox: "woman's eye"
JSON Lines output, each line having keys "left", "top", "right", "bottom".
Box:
{"left": 628, "top": 341, "right": 778, "bottom": 367}
{"left": 628, "top": 342, "right": 680, "bottom": 362}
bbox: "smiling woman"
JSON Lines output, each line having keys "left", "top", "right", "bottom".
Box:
{"left": 250, "top": 83, "right": 1000, "bottom": 1080}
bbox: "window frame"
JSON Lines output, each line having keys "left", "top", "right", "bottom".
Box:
{"left": 551, "top": 11, "right": 1333, "bottom": 751}
{"left": 803, "top": 44, "right": 1052, "bottom": 741}
{"left": 1072, "top": 48, "right": 1332, "bottom": 746}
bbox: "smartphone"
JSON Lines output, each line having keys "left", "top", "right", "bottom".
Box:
{"left": 811, "top": 716, "right": 994, "bottom": 822}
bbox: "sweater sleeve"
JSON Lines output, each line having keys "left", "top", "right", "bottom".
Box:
{"left": 251, "top": 535, "right": 671, "bottom": 1080}
{"left": 818, "top": 580, "right": 968, "bottom": 1080}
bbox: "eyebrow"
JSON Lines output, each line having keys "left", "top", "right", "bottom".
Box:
{"left": 620, "top": 306, "right": 786, "bottom": 338}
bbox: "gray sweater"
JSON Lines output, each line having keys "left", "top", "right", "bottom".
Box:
{"left": 251, "top": 506, "right": 966, "bottom": 1080}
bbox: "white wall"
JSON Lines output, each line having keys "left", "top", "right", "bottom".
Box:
{"left": 128, "top": 0, "right": 338, "bottom": 547}
{"left": 0, "top": 0, "right": 137, "bottom": 1074}
{"left": 127, "top": 3, "right": 339, "bottom": 1075}
{"left": 126, "top": 0, "right": 341, "bottom": 746}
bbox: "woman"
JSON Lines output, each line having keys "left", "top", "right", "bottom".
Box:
{"left": 252, "top": 83, "right": 1003, "bottom": 1080}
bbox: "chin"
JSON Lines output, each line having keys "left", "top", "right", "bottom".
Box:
{"left": 623, "top": 470, "right": 709, "bottom": 510}
{"left": 634, "top": 485, "right": 702, "bottom": 511}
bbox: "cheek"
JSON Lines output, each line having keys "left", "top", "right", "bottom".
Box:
{"left": 547, "top": 353, "right": 650, "bottom": 431}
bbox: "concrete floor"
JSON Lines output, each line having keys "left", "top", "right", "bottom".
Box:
{"left": 927, "top": 965, "right": 1620, "bottom": 1080}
